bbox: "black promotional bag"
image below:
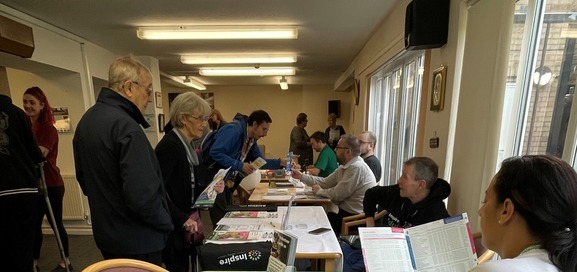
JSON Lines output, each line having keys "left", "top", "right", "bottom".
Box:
{"left": 197, "top": 241, "right": 271, "bottom": 271}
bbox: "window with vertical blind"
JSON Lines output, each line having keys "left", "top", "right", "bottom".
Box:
{"left": 368, "top": 52, "right": 424, "bottom": 185}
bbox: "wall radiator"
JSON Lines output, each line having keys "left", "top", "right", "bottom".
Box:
{"left": 61, "top": 175, "right": 85, "bottom": 220}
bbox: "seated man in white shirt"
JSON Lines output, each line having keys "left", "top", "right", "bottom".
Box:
{"left": 290, "top": 134, "right": 376, "bottom": 234}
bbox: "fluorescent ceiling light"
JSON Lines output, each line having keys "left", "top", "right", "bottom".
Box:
{"left": 181, "top": 54, "right": 297, "bottom": 64}
{"left": 279, "top": 76, "right": 289, "bottom": 90}
{"left": 160, "top": 72, "right": 206, "bottom": 90}
{"left": 199, "top": 67, "right": 296, "bottom": 76}
{"left": 137, "top": 26, "right": 298, "bottom": 40}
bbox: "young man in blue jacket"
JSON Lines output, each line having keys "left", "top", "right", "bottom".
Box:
{"left": 207, "top": 110, "right": 287, "bottom": 224}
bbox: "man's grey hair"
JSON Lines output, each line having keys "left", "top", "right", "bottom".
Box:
{"left": 108, "top": 56, "right": 151, "bottom": 91}
{"left": 405, "top": 157, "right": 439, "bottom": 189}
{"left": 340, "top": 134, "right": 361, "bottom": 156}
{"left": 361, "top": 131, "right": 377, "bottom": 145}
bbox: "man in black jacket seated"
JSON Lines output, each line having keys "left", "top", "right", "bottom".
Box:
{"left": 342, "top": 156, "right": 451, "bottom": 271}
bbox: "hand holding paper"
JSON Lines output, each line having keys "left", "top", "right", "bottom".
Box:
{"left": 193, "top": 167, "right": 231, "bottom": 208}
{"left": 242, "top": 162, "right": 257, "bottom": 175}
{"left": 213, "top": 180, "right": 225, "bottom": 194}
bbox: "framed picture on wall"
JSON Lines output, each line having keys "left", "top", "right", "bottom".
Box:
{"left": 430, "top": 65, "right": 447, "bottom": 111}
{"left": 155, "top": 92, "right": 162, "bottom": 108}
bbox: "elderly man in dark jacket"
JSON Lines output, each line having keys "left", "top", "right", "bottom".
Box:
{"left": 73, "top": 56, "right": 172, "bottom": 265}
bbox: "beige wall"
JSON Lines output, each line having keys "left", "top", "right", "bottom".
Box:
{"left": 160, "top": 83, "right": 351, "bottom": 160}
{"left": 7, "top": 68, "right": 85, "bottom": 176}
{"left": 6, "top": 73, "right": 351, "bottom": 178}
{"left": 447, "top": 0, "right": 515, "bottom": 231}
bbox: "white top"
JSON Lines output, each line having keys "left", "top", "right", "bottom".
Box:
{"left": 470, "top": 249, "right": 560, "bottom": 272}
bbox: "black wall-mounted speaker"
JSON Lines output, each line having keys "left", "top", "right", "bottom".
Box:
{"left": 328, "top": 100, "right": 341, "bottom": 118}
{"left": 404, "top": 0, "right": 450, "bottom": 50}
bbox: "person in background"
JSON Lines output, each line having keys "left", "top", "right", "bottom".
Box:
{"left": 289, "top": 112, "right": 313, "bottom": 167}
{"left": 290, "top": 134, "right": 375, "bottom": 234}
{"left": 358, "top": 131, "right": 381, "bottom": 182}
{"left": 324, "top": 113, "right": 346, "bottom": 149}
{"left": 155, "top": 92, "right": 224, "bottom": 272}
{"left": 0, "top": 93, "right": 44, "bottom": 272}
{"left": 192, "top": 108, "right": 226, "bottom": 153}
{"left": 307, "top": 131, "right": 338, "bottom": 178}
{"left": 23, "top": 87, "right": 73, "bottom": 272}
{"left": 209, "top": 108, "right": 227, "bottom": 131}
{"left": 73, "top": 56, "right": 173, "bottom": 265}
{"left": 470, "top": 155, "right": 577, "bottom": 272}
{"left": 207, "top": 110, "right": 287, "bottom": 224}
{"left": 342, "top": 156, "right": 451, "bottom": 271}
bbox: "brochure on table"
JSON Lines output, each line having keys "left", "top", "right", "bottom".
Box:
{"left": 267, "top": 229, "right": 298, "bottom": 272}
{"left": 207, "top": 206, "right": 343, "bottom": 270}
{"left": 358, "top": 213, "right": 477, "bottom": 272}
{"left": 206, "top": 230, "right": 275, "bottom": 244}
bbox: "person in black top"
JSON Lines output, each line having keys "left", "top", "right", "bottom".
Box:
{"left": 73, "top": 57, "right": 173, "bottom": 265}
{"left": 324, "top": 113, "right": 346, "bottom": 149}
{"left": 357, "top": 131, "right": 381, "bottom": 182}
{"left": 0, "top": 94, "right": 44, "bottom": 272}
{"left": 289, "top": 112, "right": 313, "bottom": 166}
{"left": 155, "top": 92, "right": 224, "bottom": 272}
{"left": 342, "top": 156, "right": 451, "bottom": 271}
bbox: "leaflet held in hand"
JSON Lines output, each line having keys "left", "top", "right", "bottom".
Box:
{"left": 193, "top": 167, "right": 230, "bottom": 208}
{"left": 251, "top": 157, "right": 267, "bottom": 169}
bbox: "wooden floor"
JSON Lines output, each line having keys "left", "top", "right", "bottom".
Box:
{"left": 37, "top": 234, "right": 101, "bottom": 271}
{"left": 38, "top": 210, "right": 215, "bottom": 271}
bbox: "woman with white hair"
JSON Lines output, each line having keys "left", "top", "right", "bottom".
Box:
{"left": 155, "top": 92, "right": 224, "bottom": 272}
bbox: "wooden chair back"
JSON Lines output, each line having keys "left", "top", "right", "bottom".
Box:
{"left": 341, "top": 209, "right": 388, "bottom": 235}
{"left": 81, "top": 258, "right": 168, "bottom": 272}
{"left": 235, "top": 184, "right": 253, "bottom": 205}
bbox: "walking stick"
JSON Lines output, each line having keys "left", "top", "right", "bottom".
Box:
{"left": 38, "top": 162, "right": 70, "bottom": 272}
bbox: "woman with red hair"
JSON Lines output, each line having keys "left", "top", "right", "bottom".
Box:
{"left": 23, "top": 87, "right": 72, "bottom": 272}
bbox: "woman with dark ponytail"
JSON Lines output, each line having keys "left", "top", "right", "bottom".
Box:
{"left": 471, "top": 155, "right": 577, "bottom": 272}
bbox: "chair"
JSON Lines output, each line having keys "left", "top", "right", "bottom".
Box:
{"left": 235, "top": 184, "right": 253, "bottom": 205}
{"left": 340, "top": 209, "right": 388, "bottom": 235}
{"left": 472, "top": 232, "right": 486, "bottom": 258}
{"left": 81, "top": 259, "right": 168, "bottom": 272}
{"left": 472, "top": 232, "right": 496, "bottom": 264}
{"left": 477, "top": 249, "right": 496, "bottom": 264}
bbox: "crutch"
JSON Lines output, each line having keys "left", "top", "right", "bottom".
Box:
{"left": 38, "top": 162, "right": 70, "bottom": 272}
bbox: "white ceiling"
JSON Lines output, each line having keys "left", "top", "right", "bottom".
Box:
{"left": 0, "top": 0, "right": 399, "bottom": 88}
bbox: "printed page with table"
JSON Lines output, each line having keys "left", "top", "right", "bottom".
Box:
{"left": 359, "top": 213, "right": 477, "bottom": 272}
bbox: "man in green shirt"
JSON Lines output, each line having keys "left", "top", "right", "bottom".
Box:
{"left": 306, "top": 131, "right": 338, "bottom": 177}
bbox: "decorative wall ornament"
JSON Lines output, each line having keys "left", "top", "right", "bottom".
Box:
{"left": 430, "top": 65, "right": 447, "bottom": 111}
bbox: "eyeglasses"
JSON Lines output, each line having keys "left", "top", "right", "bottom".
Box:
{"left": 131, "top": 81, "right": 153, "bottom": 96}
{"left": 334, "top": 146, "right": 349, "bottom": 150}
{"left": 359, "top": 140, "right": 372, "bottom": 144}
{"left": 190, "top": 115, "right": 211, "bottom": 122}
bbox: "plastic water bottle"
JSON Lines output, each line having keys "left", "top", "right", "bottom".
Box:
{"left": 286, "top": 151, "right": 293, "bottom": 175}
